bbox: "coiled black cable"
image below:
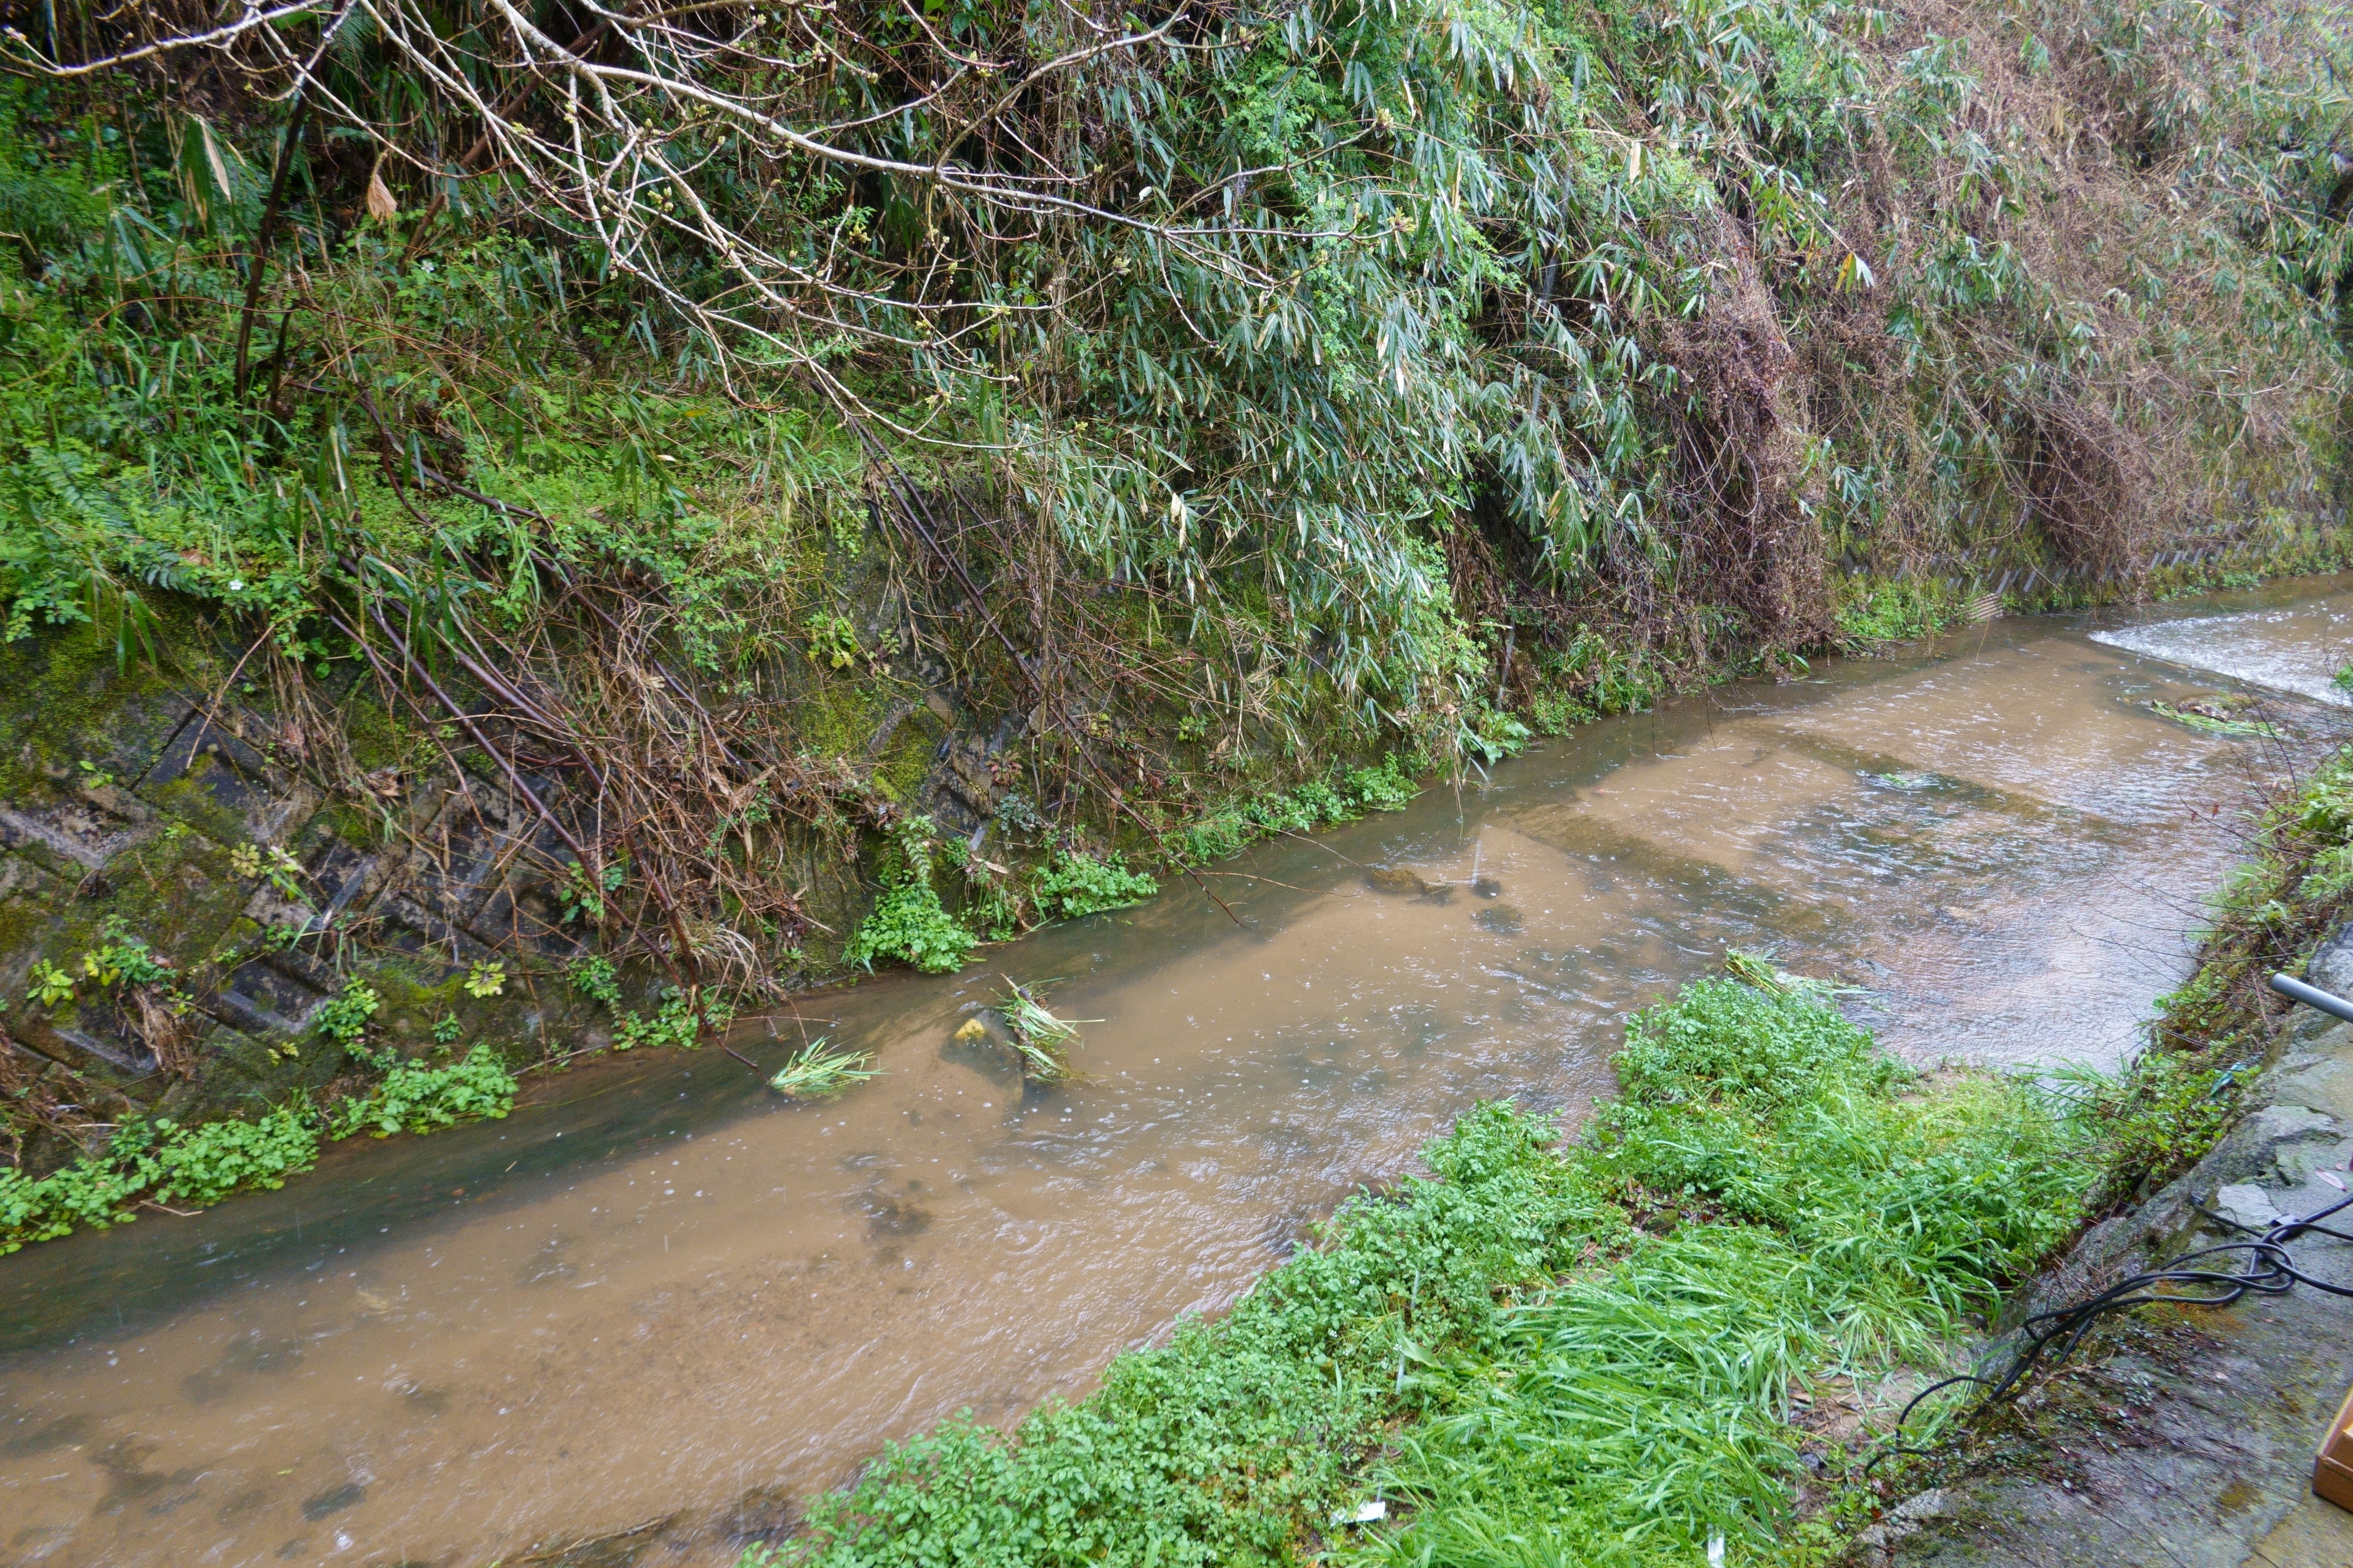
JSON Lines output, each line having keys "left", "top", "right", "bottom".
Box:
{"left": 1873, "top": 971, "right": 2353, "bottom": 1465}
{"left": 1882, "top": 1194, "right": 2353, "bottom": 1466}
{"left": 1875, "top": 1179, "right": 2353, "bottom": 1464}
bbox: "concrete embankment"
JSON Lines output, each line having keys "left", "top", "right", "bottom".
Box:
{"left": 1869, "top": 941, "right": 2353, "bottom": 1567}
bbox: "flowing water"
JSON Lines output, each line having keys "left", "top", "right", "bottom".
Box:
{"left": 4, "top": 582, "right": 2350, "bottom": 1568}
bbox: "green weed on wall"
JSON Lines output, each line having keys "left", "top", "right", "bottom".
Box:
{"left": 0, "top": 1046, "right": 517, "bottom": 1253}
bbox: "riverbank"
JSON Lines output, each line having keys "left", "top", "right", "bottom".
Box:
{"left": 1855, "top": 994, "right": 2353, "bottom": 1568}
{"left": 3, "top": 566, "right": 2334, "bottom": 1256}
{"left": 723, "top": 970, "right": 2182, "bottom": 1568}
{"left": 1843, "top": 736, "right": 2353, "bottom": 1566}
{"left": 719, "top": 732, "right": 2353, "bottom": 1567}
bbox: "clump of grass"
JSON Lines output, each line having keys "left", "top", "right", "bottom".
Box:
{"left": 769, "top": 1038, "right": 880, "bottom": 1099}
{"left": 1367, "top": 981, "right": 2089, "bottom": 1562}
{"left": 2147, "top": 698, "right": 2279, "bottom": 738}
{"left": 1834, "top": 577, "right": 1975, "bottom": 652}
{"left": 993, "top": 980, "right": 1097, "bottom": 1081}
{"left": 2040, "top": 1058, "right": 2235, "bottom": 1212}
{"left": 757, "top": 973, "right": 2099, "bottom": 1568}
{"left": 1724, "top": 948, "right": 1860, "bottom": 1002}
{"left": 1723, "top": 947, "right": 1813, "bottom": 997}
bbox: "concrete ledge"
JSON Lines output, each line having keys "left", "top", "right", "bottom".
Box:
{"left": 1881, "top": 1018, "right": 2353, "bottom": 1567}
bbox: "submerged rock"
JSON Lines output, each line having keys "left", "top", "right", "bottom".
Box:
{"left": 302, "top": 1482, "right": 366, "bottom": 1521}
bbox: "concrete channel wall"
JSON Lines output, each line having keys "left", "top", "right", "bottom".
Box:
{"left": 0, "top": 596, "right": 1012, "bottom": 1175}
{"left": 1868, "top": 940, "right": 2353, "bottom": 1567}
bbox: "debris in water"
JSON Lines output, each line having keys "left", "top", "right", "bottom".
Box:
{"left": 1725, "top": 948, "right": 1855, "bottom": 998}
{"left": 1726, "top": 948, "right": 1795, "bottom": 993}
{"left": 1366, "top": 867, "right": 1427, "bottom": 896}
{"left": 1865, "top": 770, "right": 1940, "bottom": 791}
{"left": 769, "top": 1037, "right": 880, "bottom": 1098}
{"left": 1471, "top": 876, "right": 1503, "bottom": 898}
{"left": 994, "top": 979, "right": 1099, "bottom": 1081}
{"left": 2148, "top": 697, "right": 2279, "bottom": 738}
{"left": 301, "top": 1482, "right": 366, "bottom": 1520}
{"left": 951, "top": 1016, "right": 989, "bottom": 1044}
{"left": 1473, "top": 904, "right": 1524, "bottom": 935}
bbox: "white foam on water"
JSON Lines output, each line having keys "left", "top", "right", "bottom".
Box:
{"left": 2092, "top": 604, "right": 2353, "bottom": 706}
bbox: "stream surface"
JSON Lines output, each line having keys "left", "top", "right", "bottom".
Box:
{"left": 5, "top": 581, "right": 2352, "bottom": 1568}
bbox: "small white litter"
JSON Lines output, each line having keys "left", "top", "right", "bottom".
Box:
{"left": 1333, "top": 1498, "right": 1387, "bottom": 1525}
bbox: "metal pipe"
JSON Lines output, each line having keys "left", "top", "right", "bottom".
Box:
{"left": 2270, "top": 973, "right": 2353, "bottom": 1024}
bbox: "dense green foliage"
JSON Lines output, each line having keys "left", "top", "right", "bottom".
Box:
{"left": 0, "top": 1107, "right": 315, "bottom": 1251}
{"left": 326, "top": 1045, "right": 518, "bottom": 1139}
{"left": 754, "top": 977, "right": 2097, "bottom": 1566}
{"left": 845, "top": 820, "right": 984, "bottom": 974}
{"left": 843, "top": 876, "right": 980, "bottom": 975}
{"left": 1164, "top": 753, "right": 1424, "bottom": 865}
{"left": 1, "top": 0, "right": 2344, "bottom": 757}
{"left": 1369, "top": 982, "right": 2084, "bottom": 1564}
{"left": 0, "top": 0, "right": 2341, "bottom": 998}
{"left": 0, "top": 1104, "right": 320, "bottom": 1253}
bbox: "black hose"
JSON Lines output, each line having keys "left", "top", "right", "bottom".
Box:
{"left": 1876, "top": 969, "right": 2353, "bottom": 1469}
{"left": 1876, "top": 1188, "right": 2353, "bottom": 1466}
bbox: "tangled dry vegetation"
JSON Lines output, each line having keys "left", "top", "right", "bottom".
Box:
{"left": 0, "top": 0, "right": 2345, "bottom": 993}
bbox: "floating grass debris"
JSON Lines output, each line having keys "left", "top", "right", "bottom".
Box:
{"left": 2148, "top": 697, "right": 2280, "bottom": 738}
{"left": 993, "top": 980, "right": 1097, "bottom": 1082}
{"left": 1721, "top": 948, "right": 1856, "bottom": 999}
{"left": 1724, "top": 948, "right": 1796, "bottom": 994}
{"left": 768, "top": 1038, "right": 879, "bottom": 1099}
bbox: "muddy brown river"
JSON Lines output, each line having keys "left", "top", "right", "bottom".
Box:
{"left": 4, "top": 583, "right": 2351, "bottom": 1567}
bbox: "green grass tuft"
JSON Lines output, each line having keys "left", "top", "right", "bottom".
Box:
{"left": 770, "top": 1038, "right": 881, "bottom": 1099}
{"left": 992, "top": 980, "right": 1096, "bottom": 1081}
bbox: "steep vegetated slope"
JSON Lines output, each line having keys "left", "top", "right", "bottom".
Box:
{"left": 0, "top": 0, "right": 2346, "bottom": 1204}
